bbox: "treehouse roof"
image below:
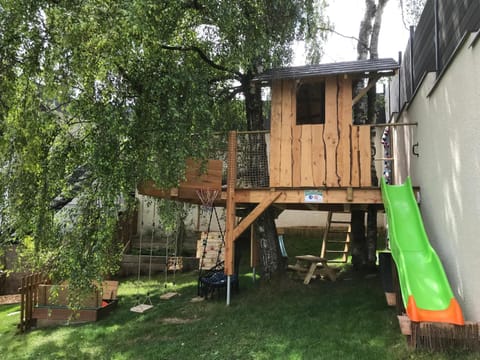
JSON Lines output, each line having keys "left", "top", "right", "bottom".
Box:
{"left": 254, "top": 58, "right": 399, "bottom": 83}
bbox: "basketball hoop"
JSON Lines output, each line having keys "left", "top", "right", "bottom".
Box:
{"left": 196, "top": 188, "right": 219, "bottom": 211}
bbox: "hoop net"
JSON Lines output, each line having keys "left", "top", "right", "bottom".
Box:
{"left": 196, "top": 188, "right": 219, "bottom": 211}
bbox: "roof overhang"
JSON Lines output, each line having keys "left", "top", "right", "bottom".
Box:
{"left": 253, "top": 58, "right": 399, "bottom": 85}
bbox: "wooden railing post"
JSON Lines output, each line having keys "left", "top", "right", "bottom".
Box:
{"left": 225, "top": 131, "right": 237, "bottom": 276}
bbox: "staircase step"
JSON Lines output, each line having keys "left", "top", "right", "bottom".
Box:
{"left": 328, "top": 229, "right": 350, "bottom": 234}
{"left": 321, "top": 211, "right": 351, "bottom": 263}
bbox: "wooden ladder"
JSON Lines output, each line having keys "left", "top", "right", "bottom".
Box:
{"left": 320, "top": 211, "right": 351, "bottom": 263}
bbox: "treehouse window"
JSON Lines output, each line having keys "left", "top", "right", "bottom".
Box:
{"left": 296, "top": 81, "right": 325, "bottom": 125}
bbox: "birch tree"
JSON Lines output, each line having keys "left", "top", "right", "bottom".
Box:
{"left": 0, "top": 1, "right": 329, "bottom": 289}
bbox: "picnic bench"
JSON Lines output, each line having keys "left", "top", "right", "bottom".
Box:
{"left": 287, "top": 255, "right": 337, "bottom": 284}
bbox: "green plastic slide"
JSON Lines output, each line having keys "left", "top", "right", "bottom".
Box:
{"left": 381, "top": 177, "right": 464, "bottom": 325}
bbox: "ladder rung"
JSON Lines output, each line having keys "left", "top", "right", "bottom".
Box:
{"left": 326, "top": 250, "right": 349, "bottom": 254}
{"left": 328, "top": 229, "right": 350, "bottom": 234}
{"left": 326, "top": 240, "right": 349, "bottom": 244}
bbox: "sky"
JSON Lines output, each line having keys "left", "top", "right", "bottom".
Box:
{"left": 294, "top": 0, "right": 410, "bottom": 65}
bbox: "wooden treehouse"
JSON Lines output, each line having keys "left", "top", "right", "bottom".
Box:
{"left": 138, "top": 58, "right": 400, "bottom": 277}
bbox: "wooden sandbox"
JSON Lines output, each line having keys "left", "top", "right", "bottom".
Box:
{"left": 32, "top": 281, "right": 118, "bottom": 327}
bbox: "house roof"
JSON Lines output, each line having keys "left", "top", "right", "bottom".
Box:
{"left": 253, "top": 58, "right": 399, "bottom": 83}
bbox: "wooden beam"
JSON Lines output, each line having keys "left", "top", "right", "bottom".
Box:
{"left": 338, "top": 76, "right": 352, "bottom": 186}
{"left": 324, "top": 77, "right": 339, "bottom": 187}
{"left": 352, "top": 74, "right": 381, "bottom": 106}
{"left": 232, "top": 191, "right": 282, "bottom": 241}
{"left": 234, "top": 188, "right": 384, "bottom": 204}
{"left": 269, "top": 80, "right": 282, "bottom": 187}
{"left": 137, "top": 181, "right": 179, "bottom": 199}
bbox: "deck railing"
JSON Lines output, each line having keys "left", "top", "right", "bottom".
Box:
{"left": 209, "top": 131, "right": 270, "bottom": 190}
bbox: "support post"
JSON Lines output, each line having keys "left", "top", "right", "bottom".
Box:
{"left": 226, "top": 276, "right": 231, "bottom": 306}
{"left": 251, "top": 224, "right": 257, "bottom": 283}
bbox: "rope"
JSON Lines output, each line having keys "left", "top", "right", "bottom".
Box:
{"left": 144, "top": 201, "right": 156, "bottom": 304}
{"left": 132, "top": 199, "right": 155, "bottom": 310}
{"left": 164, "top": 234, "right": 169, "bottom": 288}
{"left": 213, "top": 207, "right": 225, "bottom": 266}
{"left": 148, "top": 202, "right": 155, "bottom": 282}
{"left": 171, "top": 206, "right": 183, "bottom": 288}
{"left": 199, "top": 207, "right": 214, "bottom": 271}
{"left": 133, "top": 202, "right": 144, "bottom": 305}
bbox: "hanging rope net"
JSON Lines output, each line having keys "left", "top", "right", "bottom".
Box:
{"left": 196, "top": 188, "right": 219, "bottom": 212}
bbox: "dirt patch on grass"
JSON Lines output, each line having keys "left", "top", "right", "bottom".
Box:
{"left": 159, "top": 317, "right": 199, "bottom": 325}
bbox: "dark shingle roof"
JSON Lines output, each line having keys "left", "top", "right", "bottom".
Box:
{"left": 253, "top": 58, "right": 399, "bottom": 83}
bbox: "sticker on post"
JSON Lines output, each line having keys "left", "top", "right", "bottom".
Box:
{"left": 304, "top": 190, "right": 323, "bottom": 203}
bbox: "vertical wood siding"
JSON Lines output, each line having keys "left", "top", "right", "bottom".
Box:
{"left": 269, "top": 77, "right": 371, "bottom": 188}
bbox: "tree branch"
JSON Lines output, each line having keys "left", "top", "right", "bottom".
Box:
{"left": 160, "top": 44, "right": 242, "bottom": 78}
{"left": 319, "top": 27, "right": 370, "bottom": 53}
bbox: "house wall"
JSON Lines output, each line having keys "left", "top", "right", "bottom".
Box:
{"left": 392, "top": 32, "right": 480, "bottom": 321}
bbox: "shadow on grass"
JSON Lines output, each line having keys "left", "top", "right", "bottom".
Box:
{"left": 1, "top": 271, "right": 478, "bottom": 360}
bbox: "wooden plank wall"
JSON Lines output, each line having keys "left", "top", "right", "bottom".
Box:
{"left": 269, "top": 77, "right": 371, "bottom": 188}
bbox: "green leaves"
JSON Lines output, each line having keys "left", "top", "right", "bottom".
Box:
{"left": 0, "top": 0, "right": 329, "bottom": 295}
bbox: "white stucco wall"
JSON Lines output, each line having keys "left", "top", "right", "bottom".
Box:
{"left": 393, "top": 33, "right": 480, "bottom": 321}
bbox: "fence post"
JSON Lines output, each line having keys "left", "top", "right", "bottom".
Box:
{"left": 18, "top": 273, "right": 44, "bottom": 332}
{"left": 18, "top": 277, "right": 25, "bottom": 332}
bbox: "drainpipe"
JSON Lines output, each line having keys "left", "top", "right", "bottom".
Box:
{"left": 409, "top": 25, "right": 415, "bottom": 97}
{"left": 434, "top": 0, "right": 440, "bottom": 75}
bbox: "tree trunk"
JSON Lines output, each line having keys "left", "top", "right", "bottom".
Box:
{"left": 351, "top": 210, "right": 366, "bottom": 269}
{"left": 243, "top": 73, "right": 283, "bottom": 278}
{"left": 254, "top": 207, "right": 283, "bottom": 279}
{"left": 351, "top": 0, "right": 389, "bottom": 270}
{"left": 366, "top": 0, "right": 388, "bottom": 268}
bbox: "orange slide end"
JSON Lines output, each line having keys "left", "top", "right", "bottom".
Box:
{"left": 406, "top": 296, "right": 465, "bottom": 325}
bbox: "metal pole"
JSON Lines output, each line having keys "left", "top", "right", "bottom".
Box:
{"left": 398, "top": 51, "right": 402, "bottom": 117}
{"left": 226, "top": 275, "right": 231, "bottom": 306}
{"left": 434, "top": 0, "right": 440, "bottom": 75}
{"left": 409, "top": 26, "right": 415, "bottom": 97}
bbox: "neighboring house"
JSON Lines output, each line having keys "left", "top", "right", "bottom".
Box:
{"left": 386, "top": 0, "right": 480, "bottom": 321}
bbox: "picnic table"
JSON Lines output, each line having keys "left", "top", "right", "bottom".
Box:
{"left": 287, "top": 255, "right": 337, "bottom": 284}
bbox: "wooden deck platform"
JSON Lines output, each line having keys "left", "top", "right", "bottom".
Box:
{"left": 137, "top": 182, "right": 386, "bottom": 210}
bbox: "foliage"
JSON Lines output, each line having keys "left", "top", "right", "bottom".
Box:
{"left": 399, "top": 0, "right": 427, "bottom": 28}
{"left": 0, "top": 1, "right": 329, "bottom": 298}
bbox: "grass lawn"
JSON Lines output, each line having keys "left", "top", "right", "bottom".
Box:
{"left": 1, "top": 235, "right": 478, "bottom": 359}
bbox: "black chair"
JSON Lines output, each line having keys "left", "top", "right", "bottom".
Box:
{"left": 198, "top": 252, "right": 241, "bottom": 299}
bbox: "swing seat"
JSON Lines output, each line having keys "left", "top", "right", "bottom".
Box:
{"left": 198, "top": 261, "right": 240, "bottom": 299}
{"left": 130, "top": 304, "right": 153, "bottom": 313}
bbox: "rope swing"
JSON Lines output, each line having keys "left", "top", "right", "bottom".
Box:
{"left": 130, "top": 200, "right": 155, "bottom": 313}
{"left": 159, "top": 200, "right": 182, "bottom": 300}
